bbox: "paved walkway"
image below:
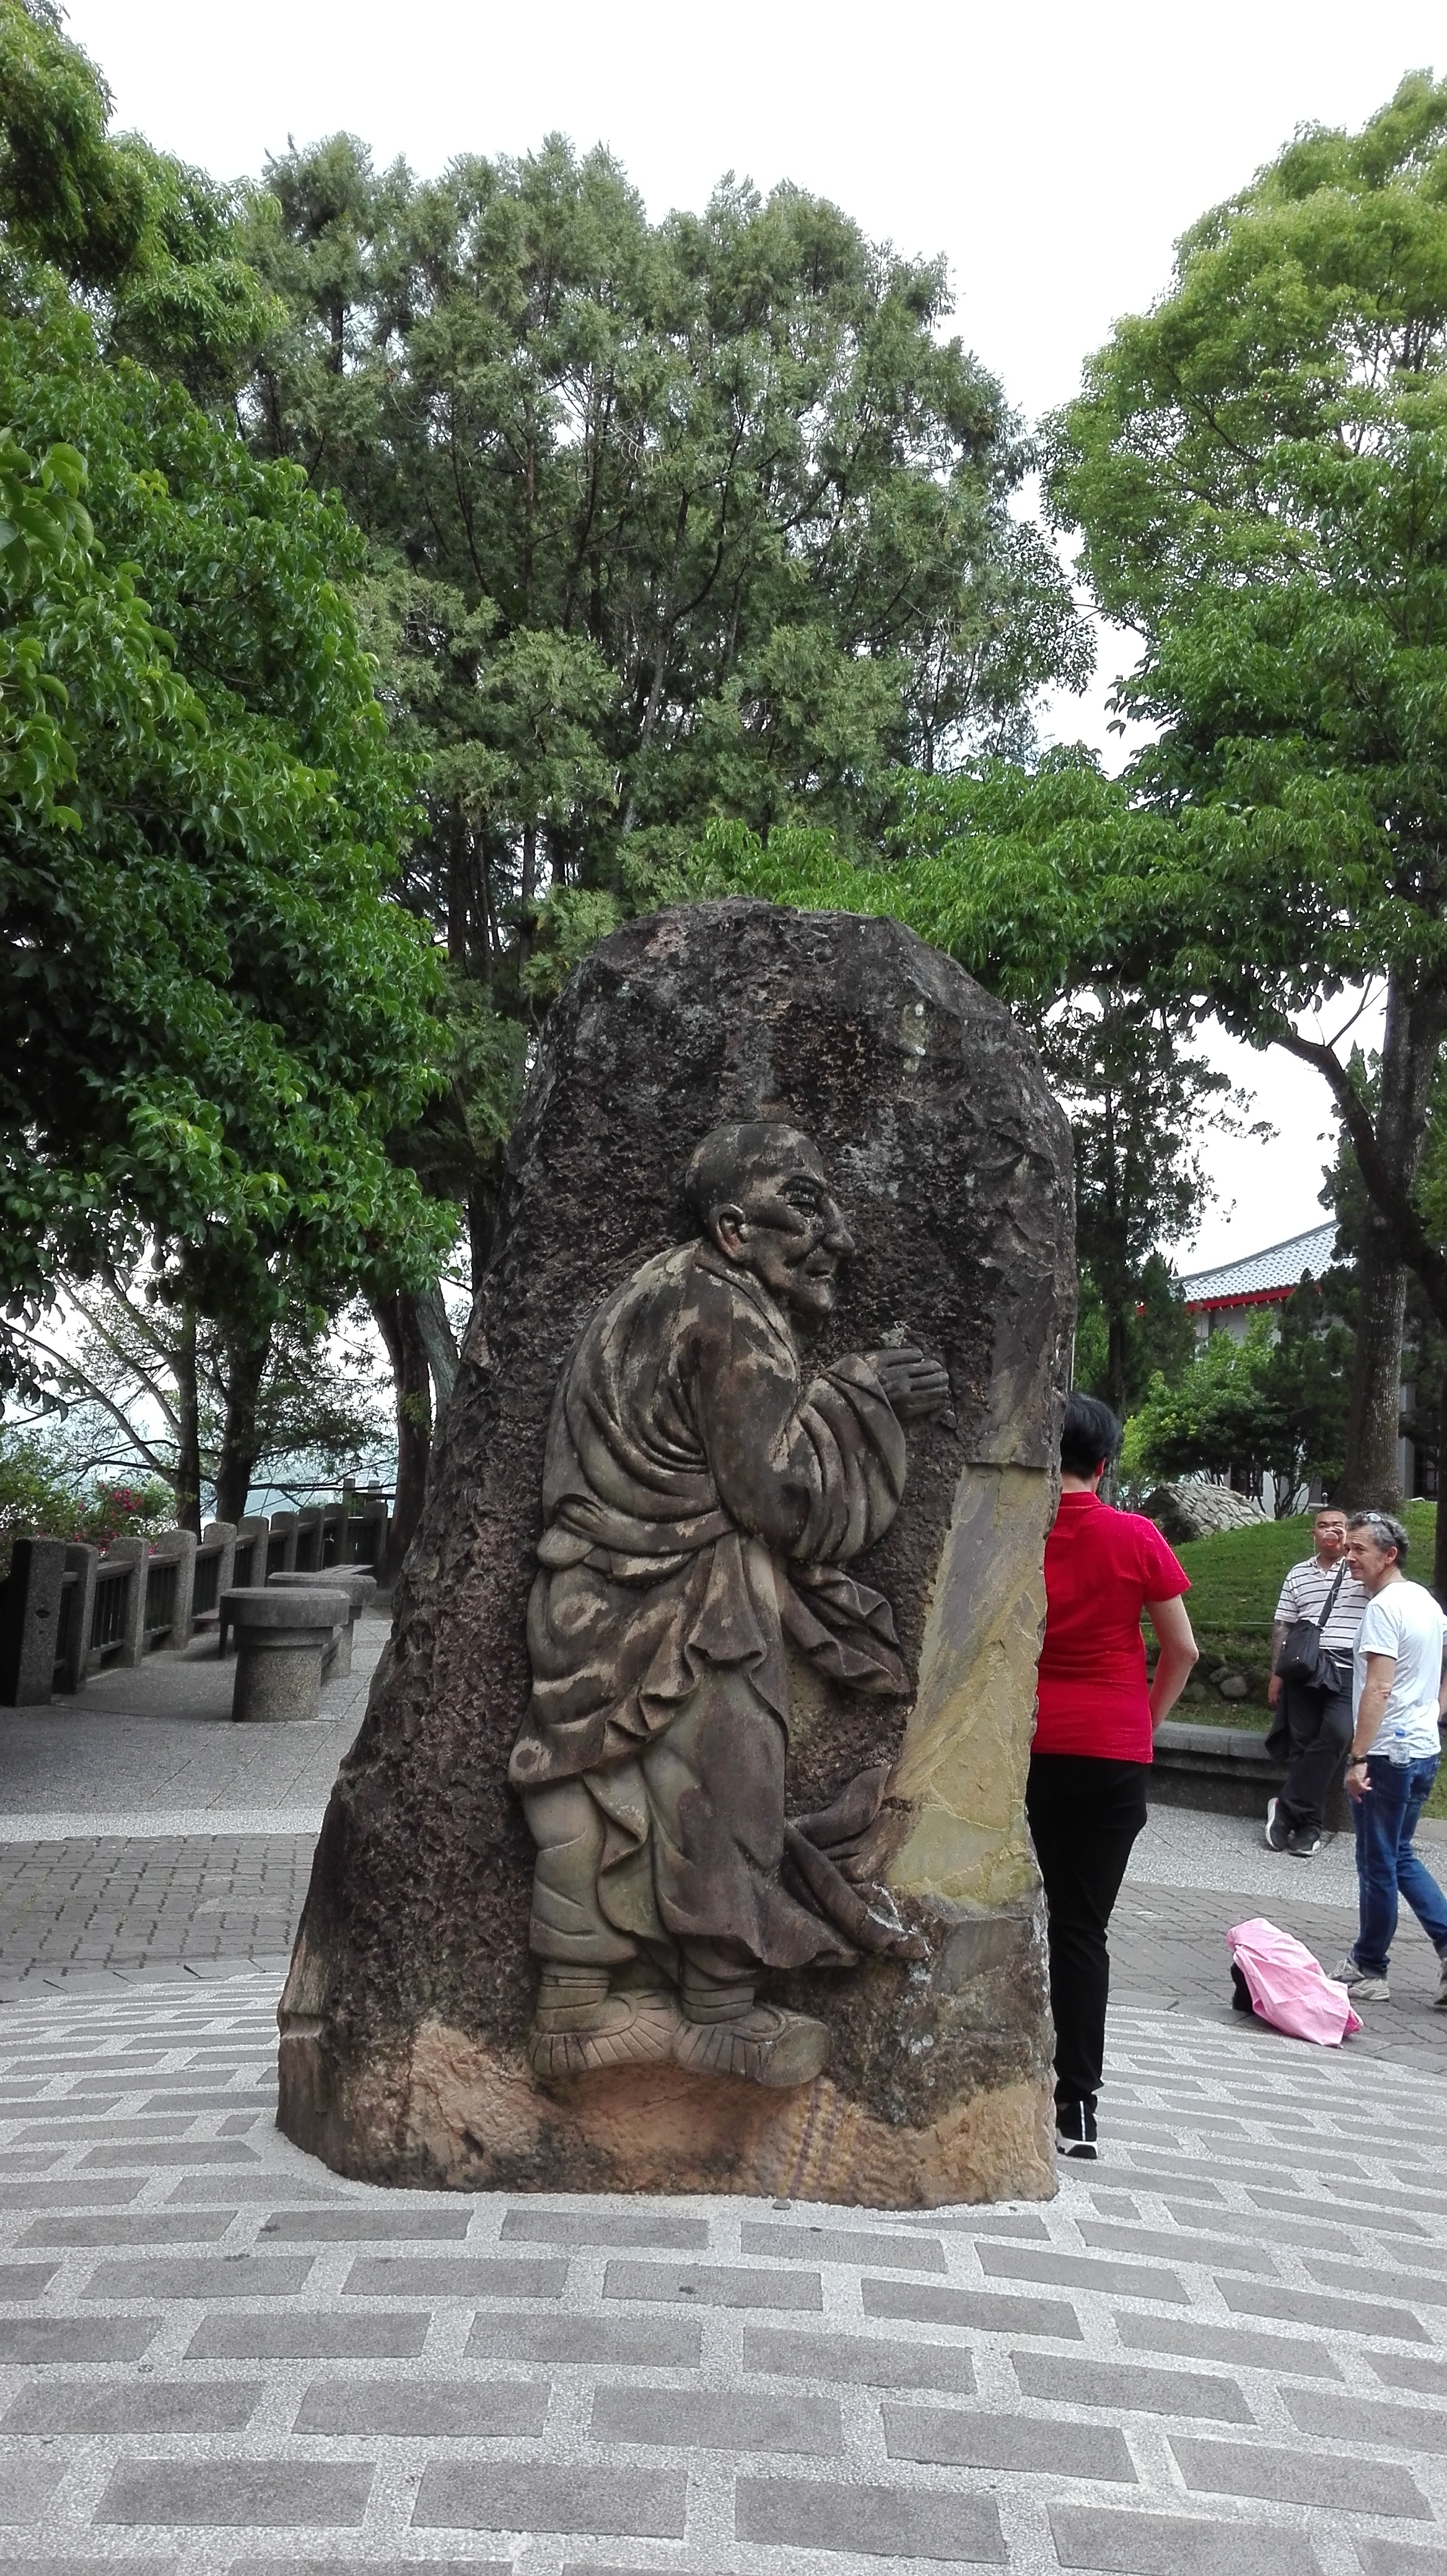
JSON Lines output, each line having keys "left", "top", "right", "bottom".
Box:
{"left": 2, "top": 1625, "right": 1446, "bottom": 2569}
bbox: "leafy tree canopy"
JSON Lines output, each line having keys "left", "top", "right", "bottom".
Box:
{"left": 0, "top": 271, "right": 452, "bottom": 1383}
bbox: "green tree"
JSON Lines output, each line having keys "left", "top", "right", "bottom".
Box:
{"left": 1046, "top": 72, "right": 1447, "bottom": 1518}
{"left": 1130, "top": 1289, "right": 1351, "bottom": 1510}
{"left": 0, "top": 7, "right": 455, "bottom": 1540}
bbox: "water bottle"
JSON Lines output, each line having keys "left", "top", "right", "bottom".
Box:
{"left": 1388, "top": 1720, "right": 1411, "bottom": 1767}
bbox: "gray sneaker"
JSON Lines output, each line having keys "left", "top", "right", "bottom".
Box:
{"left": 1333, "top": 1953, "right": 1391, "bottom": 2002}
{"left": 1288, "top": 1827, "right": 1322, "bottom": 1859}
{"left": 1265, "top": 1798, "right": 1290, "bottom": 1852}
{"left": 1435, "top": 1957, "right": 1447, "bottom": 2012}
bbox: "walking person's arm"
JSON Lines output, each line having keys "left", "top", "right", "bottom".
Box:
{"left": 1346, "top": 1651, "right": 1397, "bottom": 1798}
{"left": 1147, "top": 1595, "right": 1199, "bottom": 1728}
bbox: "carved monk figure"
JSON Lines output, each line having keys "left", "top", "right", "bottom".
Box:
{"left": 508, "top": 1120, "right": 948, "bottom": 2087}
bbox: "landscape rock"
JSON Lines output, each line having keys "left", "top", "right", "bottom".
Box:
{"left": 277, "top": 902, "right": 1075, "bottom": 2205}
{"left": 1143, "top": 1483, "right": 1269, "bottom": 1546}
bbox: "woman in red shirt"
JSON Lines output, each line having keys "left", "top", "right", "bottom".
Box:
{"left": 1030, "top": 1393, "right": 1199, "bottom": 2161}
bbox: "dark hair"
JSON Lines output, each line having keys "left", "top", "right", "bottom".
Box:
{"left": 1346, "top": 1509, "right": 1410, "bottom": 1565}
{"left": 1060, "top": 1392, "right": 1122, "bottom": 1479}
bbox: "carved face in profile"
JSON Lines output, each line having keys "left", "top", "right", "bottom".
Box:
{"left": 686, "top": 1122, "right": 855, "bottom": 1318}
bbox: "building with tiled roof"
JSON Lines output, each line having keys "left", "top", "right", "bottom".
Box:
{"left": 1177, "top": 1221, "right": 1340, "bottom": 1344}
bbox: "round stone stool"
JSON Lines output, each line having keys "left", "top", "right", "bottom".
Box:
{"left": 266, "top": 1569, "right": 378, "bottom": 1676}
{"left": 222, "top": 1586, "right": 349, "bottom": 1723}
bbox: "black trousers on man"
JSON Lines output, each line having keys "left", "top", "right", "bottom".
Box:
{"left": 1270, "top": 1675, "right": 1352, "bottom": 1837}
{"left": 1025, "top": 1752, "right": 1149, "bottom": 2116}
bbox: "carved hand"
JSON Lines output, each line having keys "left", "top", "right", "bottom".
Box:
{"left": 867, "top": 1346, "right": 950, "bottom": 1422}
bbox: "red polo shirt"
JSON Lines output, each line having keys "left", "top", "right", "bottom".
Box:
{"left": 1033, "top": 1490, "right": 1191, "bottom": 1762}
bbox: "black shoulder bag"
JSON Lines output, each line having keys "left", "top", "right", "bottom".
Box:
{"left": 1274, "top": 1559, "right": 1349, "bottom": 1690}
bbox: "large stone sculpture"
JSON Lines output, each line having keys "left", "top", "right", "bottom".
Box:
{"left": 278, "top": 901, "right": 1075, "bottom": 2204}
{"left": 514, "top": 1118, "right": 944, "bottom": 2087}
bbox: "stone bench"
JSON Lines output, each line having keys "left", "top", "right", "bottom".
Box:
{"left": 1151, "top": 1718, "right": 1352, "bottom": 1831}
{"left": 221, "top": 1587, "right": 351, "bottom": 1724}
{"left": 266, "top": 1569, "right": 378, "bottom": 1676}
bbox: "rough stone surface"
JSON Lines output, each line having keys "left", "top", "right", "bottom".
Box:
{"left": 1142, "top": 1484, "right": 1269, "bottom": 1545}
{"left": 278, "top": 903, "right": 1074, "bottom": 2202}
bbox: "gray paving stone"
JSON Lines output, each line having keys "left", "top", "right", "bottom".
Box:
{"left": 95, "top": 2463, "right": 374, "bottom": 2528}
{"left": 0, "top": 2562, "right": 175, "bottom": 2575}
{"left": 80, "top": 2253, "right": 314, "bottom": 2300}
{"left": 499, "top": 2208, "right": 707, "bottom": 2250}
{"left": 977, "top": 2242, "right": 1191, "bottom": 2303}
{"left": 0, "top": 2461, "right": 69, "bottom": 2525}
{"left": 738, "top": 2221, "right": 946, "bottom": 2271}
{"left": 590, "top": 2382, "right": 842, "bottom": 2455}
{"left": 1169, "top": 2431, "right": 1430, "bottom": 2517}
{"left": 1214, "top": 2275, "right": 1429, "bottom": 2338}
{"left": 884, "top": 2401, "right": 1135, "bottom": 2482}
{"left": 465, "top": 2314, "right": 701, "bottom": 2368}
{"left": 1113, "top": 2311, "right": 1344, "bottom": 2375}
{"left": 1355, "top": 2543, "right": 1447, "bottom": 2571}
{"left": 0, "top": 2260, "right": 58, "bottom": 2297}
{"left": 0, "top": 2178, "right": 142, "bottom": 2209}
{"left": 0, "top": 2317, "right": 159, "bottom": 2362}
{"left": 602, "top": 2258, "right": 821, "bottom": 2310}
{"left": 413, "top": 2462, "right": 687, "bottom": 2540}
{"left": 1075, "top": 2219, "right": 1277, "bottom": 2273}
{"left": 745, "top": 2325, "right": 976, "bottom": 2392}
{"left": 928, "top": 2208, "right": 1052, "bottom": 2239}
{"left": 159, "top": 2174, "right": 342, "bottom": 2204}
{"left": 75, "top": 2141, "right": 262, "bottom": 2168}
{"left": 185, "top": 2313, "right": 431, "bottom": 2360}
{"left": 16, "top": 2210, "right": 237, "bottom": 2246}
{"left": 1307, "top": 2252, "right": 1447, "bottom": 2304}
{"left": 862, "top": 2274, "right": 1082, "bottom": 2340}
{"left": 237, "top": 2565, "right": 509, "bottom": 2576}
{"left": 736, "top": 2476, "right": 1007, "bottom": 2562}
{"left": 1013, "top": 2350, "right": 1252, "bottom": 2422}
{"left": 3, "top": 2380, "right": 265, "bottom": 2432}
{"left": 1366, "top": 2349, "right": 1447, "bottom": 2395}
{"left": 1051, "top": 2504, "right": 1322, "bottom": 2573}
{"left": 292, "top": 2377, "right": 549, "bottom": 2436}
{"left": 256, "top": 2208, "right": 471, "bottom": 2242}
{"left": 1283, "top": 2384, "right": 1447, "bottom": 2450}
{"left": 341, "top": 2255, "right": 566, "bottom": 2299}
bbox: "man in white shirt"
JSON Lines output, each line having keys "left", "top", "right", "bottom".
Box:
{"left": 1332, "top": 1512, "right": 1447, "bottom": 2006}
{"left": 1266, "top": 1507, "right": 1366, "bottom": 1857}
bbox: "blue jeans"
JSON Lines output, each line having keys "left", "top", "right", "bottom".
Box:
{"left": 1352, "top": 1754, "right": 1447, "bottom": 1976}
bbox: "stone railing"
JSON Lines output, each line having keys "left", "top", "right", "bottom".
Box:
{"left": 0, "top": 1498, "right": 393, "bottom": 1708}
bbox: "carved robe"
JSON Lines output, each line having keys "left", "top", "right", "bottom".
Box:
{"left": 508, "top": 1241, "right": 911, "bottom": 1977}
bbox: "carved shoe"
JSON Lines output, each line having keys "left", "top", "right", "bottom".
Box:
{"left": 527, "top": 1975, "right": 681, "bottom": 2078}
{"left": 672, "top": 2003, "right": 830, "bottom": 2088}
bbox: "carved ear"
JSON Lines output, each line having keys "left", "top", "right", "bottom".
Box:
{"left": 712, "top": 1201, "right": 746, "bottom": 1257}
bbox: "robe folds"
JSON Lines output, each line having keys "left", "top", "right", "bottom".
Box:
{"left": 508, "top": 1241, "right": 914, "bottom": 1976}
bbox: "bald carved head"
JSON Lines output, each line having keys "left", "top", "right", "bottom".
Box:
{"left": 685, "top": 1121, "right": 855, "bottom": 1318}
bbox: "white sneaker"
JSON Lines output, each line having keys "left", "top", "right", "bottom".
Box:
{"left": 1332, "top": 1953, "right": 1390, "bottom": 2002}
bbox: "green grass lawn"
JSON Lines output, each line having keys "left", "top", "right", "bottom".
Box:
{"left": 1174, "top": 1500, "right": 1437, "bottom": 1641}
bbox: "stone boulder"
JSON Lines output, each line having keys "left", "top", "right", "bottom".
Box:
{"left": 278, "top": 901, "right": 1075, "bottom": 2206}
{"left": 1142, "top": 1483, "right": 1269, "bottom": 1546}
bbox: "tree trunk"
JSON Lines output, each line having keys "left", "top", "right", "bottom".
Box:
{"left": 215, "top": 1326, "right": 274, "bottom": 1525}
{"left": 1336, "top": 973, "right": 1442, "bottom": 1505}
{"left": 173, "top": 1302, "right": 203, "bottom": 1536}
{"left": 370, "top": 1290, "right": 433, "bottom": 1585}
{"left": 1339, "top": 1224, "right": 1408, "bottom": 1508}
{"left": 1435, "top": 1368, "right": 1447, "bottom": 1609}
{"left": 413, "top": 1281, "right": 459, "bottom": 1416}
{"left": 1421, "top": 1370, "right": 1432, "bottom": 1607}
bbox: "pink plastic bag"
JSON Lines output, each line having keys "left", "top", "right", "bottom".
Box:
{"left": 1226, "top": 1916, "right": 1363, "bottom": 2046}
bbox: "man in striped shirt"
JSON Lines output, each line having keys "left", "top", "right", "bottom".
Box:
{"left": 1266, "top": 1507, "right": 1368, "bottom": 1857}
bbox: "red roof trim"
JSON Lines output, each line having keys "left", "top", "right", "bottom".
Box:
{"left": 1183, "top": 1285, "right": 1295, "bottom": 1315}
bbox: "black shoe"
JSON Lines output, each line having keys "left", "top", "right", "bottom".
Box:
{"left": 1287, "top": 1827, "right": 1321, "bottom": 1858}
{"left": 1265, "top": 1798, "right": 1290, "bottom": 1852}
{"left": 1056, "top": 2100, "right": 1098, "bottom": 2161}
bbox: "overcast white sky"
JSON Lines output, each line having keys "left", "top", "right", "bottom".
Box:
{"left": 67, "top": 0, "right": 1436, "bottom": 1267}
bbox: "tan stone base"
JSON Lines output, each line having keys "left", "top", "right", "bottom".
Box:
{"left": 278, "top": 2018, "right": 1056, "bottom": 2208}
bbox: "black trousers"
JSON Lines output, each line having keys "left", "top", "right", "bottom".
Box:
{"left": 1025, "top": 1752, "right": 1149, "bottom": 2115}
{"left": 1272, "top": 1676, "right": 1352, "bottom": 1834}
